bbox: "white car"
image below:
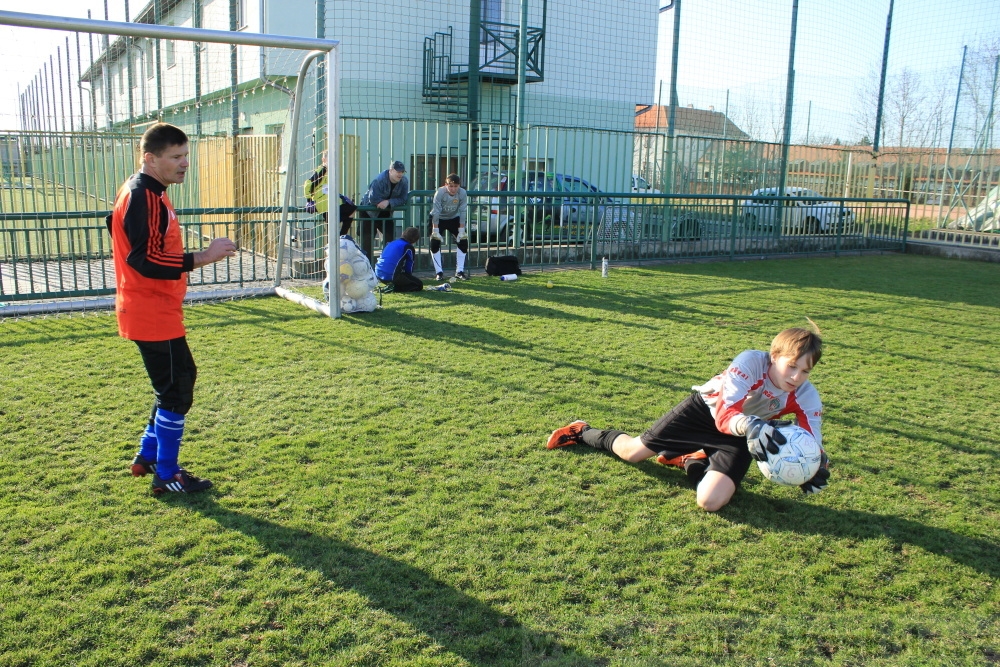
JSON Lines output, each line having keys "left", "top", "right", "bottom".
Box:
{"left": 741, "top": 187, "right": 854, "bottom": 233}
{"left": 631, "top": 174, "right": 661, "bottom": 195}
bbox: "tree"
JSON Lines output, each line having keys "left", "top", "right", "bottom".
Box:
{"left": 853, "top": 67, "right": 942, "bottom": 148}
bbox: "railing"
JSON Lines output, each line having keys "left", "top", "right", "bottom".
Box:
{"left": 0, "top": 207, "right": 284, "bottom": 301}
{"left": 479, "top": 22, "right": 544, "bottom": 80}
{"left": 1, "top": 193, "right": 910, "bottom": 303}
{"left": 401, "top": 191, "right": 909, "bottom": 272}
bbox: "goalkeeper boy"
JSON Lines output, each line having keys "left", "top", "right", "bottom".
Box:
{"left": 428, "top": 173, "right": 468, "bottom": 281}
{"left": 546, "top": 326, "right": 829, "bottom": 511}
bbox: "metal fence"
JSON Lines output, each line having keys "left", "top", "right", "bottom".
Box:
{"left": 1, "top": 192, "right": 909, "bottom": 303}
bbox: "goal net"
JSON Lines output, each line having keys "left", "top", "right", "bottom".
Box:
{"left": 0, "top": 10, "right": 339, "bottom": 320}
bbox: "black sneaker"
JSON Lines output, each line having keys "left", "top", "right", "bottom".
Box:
{"left": 455, "top": 271, "right": 468, "bottom": 281}
{"left": 435, "top": 272, "right": 444, "bottom": 281}
{"left": 151, "top": 469, "right": 213, "bottom": 496}
{"left": 130, "top": 453, "right": 157, "bottom": 477}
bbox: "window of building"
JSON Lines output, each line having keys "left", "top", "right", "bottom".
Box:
{"left": 413, "top": 154, "right": 461, "bottom": 191}
{"left": 481, "top": 0, "right": 501, "bottom": 23}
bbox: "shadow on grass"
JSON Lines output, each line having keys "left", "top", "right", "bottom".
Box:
{"left": 346, "top": 306, "right": 695, "bottom": 396}
{"left": 563, "top": 448, "right": 1000, "bottom": 580}
{"left": 448, "top": 281, "right": 676, "bottom": 328}
{"left": 721, "top": 500, "right": 1000, "bottom": 580}
{"left": 630, "top": 452, "right": 1000, "bottom": 580}
{"left": 667, "top": 254, "right": 1000, "bottom": 307}
{"left": 191, "top": 499, "right": 602, "bottom": 667}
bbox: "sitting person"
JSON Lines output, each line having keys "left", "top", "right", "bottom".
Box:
{"left": 302, "top": 150, "right": 357, "bottom": 238}
{"left": 359, "top": 160, "right": 408, "bottom": 260}
{"left": 338, "top": 194, "right": 358, "bottom": 237}
{"left": 373, "top": 226, "right": 423, "bottom": 292}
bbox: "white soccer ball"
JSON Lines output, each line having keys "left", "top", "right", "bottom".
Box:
{"left": 351, "top": 257, "right": 372, "bottom": 276}
{"left": 344, "top": 278, "right": 370, "bottom": 300}
{"left": 757, "top": 424, "right": 823, "bottom": 487}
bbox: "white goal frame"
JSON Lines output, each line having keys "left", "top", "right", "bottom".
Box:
{"left": 0, "top": 10, "right": 341, "bottom": 318}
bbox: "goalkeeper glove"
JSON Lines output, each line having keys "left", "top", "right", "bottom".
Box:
{"left": 305, "top": 199, "right": 317, "bottom": 213}
{"left": 745, "top": 415, "right": 786, "bottom": 462}
{"left": 430, "top": 228, "right": 444, "bottom": 242}
{"left": 800, "top": 452, "right": 830, "bottom": 494}
{"left": 456, "top": 227, "right": 466, "bottom": 241}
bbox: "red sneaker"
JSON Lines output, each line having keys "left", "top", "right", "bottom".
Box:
{"left": 656, "top": 449, "right": 708, "bottom": 469}
{"left": 545, "top": 420, "right": 589, "bottom": 449}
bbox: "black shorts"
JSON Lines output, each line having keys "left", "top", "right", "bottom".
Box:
{"left": 135, "top": 336, "right": 197, "bottom": 415}
{"left": 641, "top": 392, "right": 753, "bottom": 485}
{"left": 429, "top": 216, "right": 462, "bottom": 237}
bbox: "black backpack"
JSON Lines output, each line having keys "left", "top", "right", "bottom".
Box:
{"left": 484, "top": 255, "right": 522, "bottom": 276}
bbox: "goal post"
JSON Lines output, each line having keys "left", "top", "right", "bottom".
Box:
{"left": 273, "top": 45, "right": 341, "bottom": 319}
{"left": 0, "top": 10, "right": 340, "bottom": 319}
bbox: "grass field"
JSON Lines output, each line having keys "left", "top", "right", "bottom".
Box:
{"left": 2, "top": 254, "right": 999, "bottom": 666}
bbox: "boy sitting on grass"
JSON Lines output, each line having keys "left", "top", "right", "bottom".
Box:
{"left": 374, "top": 226, "right": 423, "bottom": 292}
{"left": 546, "top": 325, "right": 829, "bottom": 511}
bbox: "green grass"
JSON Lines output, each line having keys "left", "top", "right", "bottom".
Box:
{"left": 2, "top": 254, "right": 999, "bottom": 666}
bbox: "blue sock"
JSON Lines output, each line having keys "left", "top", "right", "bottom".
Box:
{"left": 139, "top": 421, "right": 158, "bottom": 461}
{"left": 154, "top": 408, "right": 185, "bottom": 480}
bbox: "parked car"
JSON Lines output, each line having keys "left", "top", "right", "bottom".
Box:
{"left": 631, "top": 174, "right": 661, "bottom": 195}
{"left": 468, "top": 171, "right": 611, "bottom": 240}
{"left": 740, "top": 187, "right": 854, "bottom": 233}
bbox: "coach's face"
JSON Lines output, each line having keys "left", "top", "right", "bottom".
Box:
{"left": 144, "top": 143, "right": 189, "bottom": 186}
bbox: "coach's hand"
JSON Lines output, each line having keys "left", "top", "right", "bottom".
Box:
{"left": 746, "top": 415, "right": 786, "bottom": 462}
{"left": 800, "top": 451, "right": 830, "bottom": 494}
{"left": 431, "top": 228, "right": 444, "bottom": 242}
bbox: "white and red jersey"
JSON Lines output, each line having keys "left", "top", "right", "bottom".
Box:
{"left": 695, "top": 350, "right": 823, "bottom": 446}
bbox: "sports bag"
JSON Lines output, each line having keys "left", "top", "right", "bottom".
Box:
{"left": 484, "top": 254, "right": 522, "bottom": 276}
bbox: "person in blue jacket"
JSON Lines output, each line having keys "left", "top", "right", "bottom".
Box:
{"left": 374, "top": 226, "right": 423, "bottom": 292}
{"left": 359, "top": 160, "right": 409, "bottom": 259}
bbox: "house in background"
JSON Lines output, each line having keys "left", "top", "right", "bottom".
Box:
{"left": 633, "top": 102, "right": 750, "bottom": 193}
{"left": 77, "top": 0, "right": 315, "bottom": 137}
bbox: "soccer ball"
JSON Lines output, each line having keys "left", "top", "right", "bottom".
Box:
{"left": 756, "top": 424, "right": 823, "bottom": 486}
{"left": 344, "top": 278, "right": 370, "bottom": 299}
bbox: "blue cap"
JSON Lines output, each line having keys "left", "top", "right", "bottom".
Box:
{"left": 391, "top": 160, "right": 406, "bottom": 173}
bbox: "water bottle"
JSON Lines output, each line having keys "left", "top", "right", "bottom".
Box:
{"left": 601, "top": 257, "right": 609, "bottom": 278}
{"left": 500, "top": 274, "right": 518, "bottom": 281}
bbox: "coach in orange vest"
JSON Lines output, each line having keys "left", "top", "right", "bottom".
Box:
{"left": 108, "top": 122, "right": 237, "bottom": 496}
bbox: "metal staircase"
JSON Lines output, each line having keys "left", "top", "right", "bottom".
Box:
{"left": 422, "top": 21, "right": 545, "bottom": 118}
{"left": 422, "top": 27, "right": 469, "bottom": 116}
